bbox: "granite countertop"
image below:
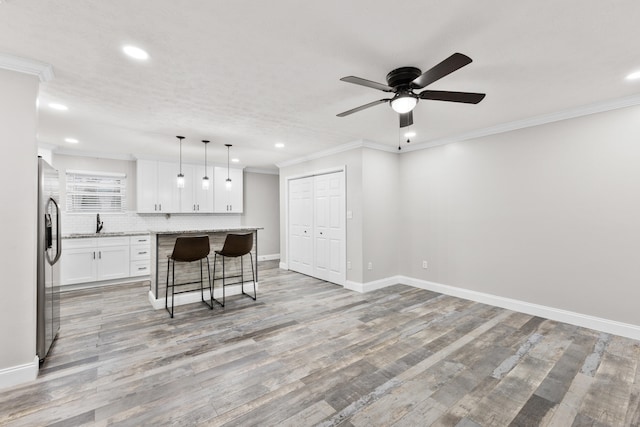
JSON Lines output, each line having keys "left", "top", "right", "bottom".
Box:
{"left": 150, "top": 227, "right": 263, "bottom": 235}
{"left": 62, "top": 231, "right": 150, "bottom": 239}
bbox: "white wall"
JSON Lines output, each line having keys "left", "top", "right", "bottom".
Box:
{"left": 0, "top": 69, "right": 39, "bottom": 385}
{"left": 399, "top": 105, "right": 640, "bottom": 326}
{"left": 242, "top": 172, "right": 280, "bottom": 257}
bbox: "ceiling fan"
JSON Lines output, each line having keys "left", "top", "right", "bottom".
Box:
{"left": 337, "top": 53, "right": 486, "bottom": 128}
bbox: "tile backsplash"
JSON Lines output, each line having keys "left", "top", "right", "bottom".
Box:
{"left": 62, "top": 211, "right": 242, "bottom": 235}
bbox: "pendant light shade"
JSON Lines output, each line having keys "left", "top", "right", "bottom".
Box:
{"left": 225, "top": 144, "right": 232, "bottom": 190}
{"left": 176, "top": 136, "right": 185, "bottom": 188}
{"left": 202, "top": 140, "right": 210, "bottom": 190}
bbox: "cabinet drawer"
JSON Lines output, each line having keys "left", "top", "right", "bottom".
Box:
{"left": 130, "top": 260, "right": 150, "bottom": 277}
{"left": 130, "top": 235, "right": 151, "bottom": 245}
{"left": 97, "top": 236, "right": 130, "bottom": 247}
{"left": 131, "top": 244, "right": 151, "bottom": 261}
{"left": 63, "top": 238, "right": 97, "bottom": 249}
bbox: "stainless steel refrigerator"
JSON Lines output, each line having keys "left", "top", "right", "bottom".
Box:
{"left": 37, "top": 157, "right": 62, "bottom": 362}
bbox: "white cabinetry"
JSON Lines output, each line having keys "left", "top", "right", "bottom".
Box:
{"left": 213, "top": 167, "right": 243, "bottom": 213}
{"left": 62, "top": 236, "right": 130, "bottom": 285}
{"left": 136, "top": 160, "right": 178, "bottom": 213}
{"left": 179, "top": 164, "right": 214, "bottom": 213}
{"left": 129, "top": 235, "right": 151, "bottom": 277}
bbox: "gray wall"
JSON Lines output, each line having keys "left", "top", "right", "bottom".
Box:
{"left": 399, "top": 105, "right": 640, "bottom": 326}
{"left": 0, "top": 69, "right": 39, "bottom": 374}
{"left": 242, "top": 172, "right": 280, "bottom": 257}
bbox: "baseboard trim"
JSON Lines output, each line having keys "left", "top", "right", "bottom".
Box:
{"left": 345, "top": 275, "right": 640, "bottom": 341}
{"left": 0, "top": 355, "right": 39, "bottom": 390}
{"left": 148, "top": 282, "right": 260, "bottom": 310}
{"left": 258, "top": 253, "right": 280, "bottom": 262}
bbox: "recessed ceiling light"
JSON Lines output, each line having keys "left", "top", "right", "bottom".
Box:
{"left": 65, "top": 138, "right": 79, "bottom": 144}
{"left": 404, "top": 131, "right": 416, "bottom": 138}
{"left": 122, "top": 45, "right": 149, "bottom": 60}
{"left": 626, "top": 71, "right": 640, "bottom": 80}
{"left": 275, "top": 142, "right": 285, "bottom": 148}
{"left": 49, "top": 102, "right": 68, "bottom": 111}
{"left": 231, "top": 158, "right": 239, "bottom": 163}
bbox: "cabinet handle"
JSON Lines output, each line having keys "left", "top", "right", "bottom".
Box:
{"left": 138, "top": 239, "right": 146, "bottom": 242}
{"left": 138, "top": 267, "right": 147, "bottom": 271}
{"left": 154, "top": 204, "right": 157, "bottom": 211}
{"left": 99, "top": 251, "right": 101, "bottom": 259}
{"left": 138, "top": 251, "right": 147, "bottom": 255}
{"left": 93, "top": 251, "right": 96, "bottom": 259}
{"left": 159, "top": 204, "right": 162, "bottom": 211}
{"left": 320, "top": 232, "right": 323, "bottom": 235}
{"left": 197, "top": 204, "right": 200, "bottom": 211}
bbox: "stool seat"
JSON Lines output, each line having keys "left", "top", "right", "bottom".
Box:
{"left": 165, "top": 235, "right": 213, "bottom": 317}
{"left": 212, "top": 233, "right": 257, "bottom": 307}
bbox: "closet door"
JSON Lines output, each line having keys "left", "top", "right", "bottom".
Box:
{"left": 314, "top": 172, "right": 344, "bottom": 284}
{"left": 288, "top": 177, "right": 313, "bottom": 276}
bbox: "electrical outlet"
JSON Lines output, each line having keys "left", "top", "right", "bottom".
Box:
{"left": 347, "top": 261, "right": 352, "bottom": 270}
{"left": 422, "top": 260, "right": 428, "bottom": 269}
{"left": 367, "top": 262, "right": 373, "bottom": 270}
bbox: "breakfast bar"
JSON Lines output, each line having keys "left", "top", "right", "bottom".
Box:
{"left": 147, "top": 227, "right": 262, "bottom": 309}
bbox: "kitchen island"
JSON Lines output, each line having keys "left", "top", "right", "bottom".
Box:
{"left": 148, "top": 227, "right": 262, "bottom": 309}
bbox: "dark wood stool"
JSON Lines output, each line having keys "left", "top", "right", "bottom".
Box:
{"left": 212, "top": 233, "right": 257, "bottom": 307}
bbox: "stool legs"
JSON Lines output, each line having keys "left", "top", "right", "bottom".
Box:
{"left": 166, "top": 256, "right": 212, "bottom": 318}
{"left": 212, "top": 253, "right": 256, "bottom": 306}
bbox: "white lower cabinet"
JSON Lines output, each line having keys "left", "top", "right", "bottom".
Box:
{"left": 62, "top": 235, "right": 150, "bottom": 285}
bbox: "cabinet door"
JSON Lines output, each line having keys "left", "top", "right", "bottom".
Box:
{"left": 194, "top": 165, "right": 214, "bottom": 213}
{"left": 96, "top": 245, "right": 130, "bottom": 281}
{"left": 156, "top": 161, "right": 179, "bottom": 213}
{"left": 228, "top": 168, "right": 243, "bottom": 213}
{"left": 136, "top": 160, "right": 158, "bottom": 213}
{"left": 179, "top": 164, "right": 196, "bottom": 213}
{"left": 214, "top": 167, "right": 243, "bottom": 213}
{"left": 61, "top": 248, "right": 97, "bottom": 285}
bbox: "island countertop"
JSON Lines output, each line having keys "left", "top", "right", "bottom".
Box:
{"left": 150, "top": 227, "right": 262, "bottom": 235}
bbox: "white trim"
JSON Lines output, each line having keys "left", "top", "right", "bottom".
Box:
{"left": 0, "top": 53, "right": 54, "bottom": 82}
{"left": 402, "top": 93, "right": 640, "bottom": 154}
{"left": 348, "top": 274, "right": 640, "bottom": 341}
{"left": 54, "top": 148, "right": 136, "bottom": 161}
{"left": 345, "top": 276, "right": 403, "bottom": 293}
{"left": 148, "top": 282, "right": 259, "bottom": 310}
{"left": 0, "top": 355, "right": 39, "bottom": 390}
{"left": 258, "top": 253, "right": 279, "bottom": 261}
{"left": 279, "top": 262, "right": 288, "bottom": 270}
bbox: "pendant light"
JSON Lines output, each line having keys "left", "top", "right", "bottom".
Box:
{"left": 225, "top": 144, "right": 232, "bottom": 190}
{"left": 176, "top": 136, "right": 185, "bottom": 188}
{"left": 202, "top": 140, "right": 210, "bottom": 190}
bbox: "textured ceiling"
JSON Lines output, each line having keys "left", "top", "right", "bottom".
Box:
{"left": 1, "top": 1, "right": 640, "bottom": 171}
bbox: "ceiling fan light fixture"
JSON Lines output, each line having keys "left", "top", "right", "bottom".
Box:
{"left": 390, "top": 95, "right": 417, "bottom": 114}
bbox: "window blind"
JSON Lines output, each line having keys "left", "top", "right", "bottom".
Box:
{"left": 66, "top": 170, "right": 127, "bottom": 213}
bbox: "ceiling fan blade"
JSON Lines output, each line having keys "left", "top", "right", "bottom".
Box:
{"left": 419, "top": 90, "right": 486, "bottom": 104}
{"left": 411, "top": 53, "right": 473, "bottom": 89}
{"left": 340, "top": 76, "right": 394, "bottom": 92}
{"left": 336, "top": 99, "right": 390, "bottom": 117}
{"left": 399, "top": 110, "right": 413, "bottom": 128}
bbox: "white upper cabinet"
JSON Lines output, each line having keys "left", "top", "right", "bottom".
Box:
{"left": 179, "top": 164, "right": 214, "bottom": 213}
{"left": 213, "top": 167, "right": 243, "bottom": 213}
{"left": 137, "top": 160, "right": 179, "bottom": 213}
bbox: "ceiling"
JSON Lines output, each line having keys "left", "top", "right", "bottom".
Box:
{"left": 1, "top": 1, "right": 640, "bottom": 171}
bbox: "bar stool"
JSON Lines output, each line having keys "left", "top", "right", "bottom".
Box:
{"left": 165, "top": 235, "right": 213, "bottom": 318}
{"left": 211, "top": 233, "right": 257, "bottom": 307}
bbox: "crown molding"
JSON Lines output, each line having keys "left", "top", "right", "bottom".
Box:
{"left": 0, "top": 53, "right": 54, "bottom": 82}
{"left": 54, "top": 147, "right": 136, "bottom": 161}
{"left": 402, "top": 93, "right": 640, "bottom": 153}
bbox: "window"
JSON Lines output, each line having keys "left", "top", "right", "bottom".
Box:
{"left": 66, "top": 170, "right": 127, "bottom": 213}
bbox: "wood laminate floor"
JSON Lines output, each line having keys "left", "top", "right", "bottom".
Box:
{"left": 2, "top": 261, "right": 640, "bottom": 426}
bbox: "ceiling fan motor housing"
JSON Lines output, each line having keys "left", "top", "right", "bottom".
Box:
{"left": 386, "top": 66, "right": 422, "bottom": 89}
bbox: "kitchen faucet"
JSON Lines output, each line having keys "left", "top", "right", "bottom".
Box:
{"left": 96, "top": 213, "right": 103, "bottom": 233}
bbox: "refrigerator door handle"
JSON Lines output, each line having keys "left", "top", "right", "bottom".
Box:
{"left": 45, "top": 197, "right": 62, "bottom": 265}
